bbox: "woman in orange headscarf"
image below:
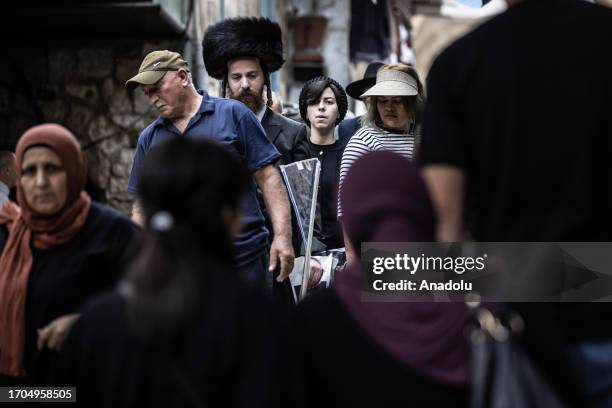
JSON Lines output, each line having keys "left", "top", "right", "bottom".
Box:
{"left": 0, "top": 124, "right": 136, "bottom": 385}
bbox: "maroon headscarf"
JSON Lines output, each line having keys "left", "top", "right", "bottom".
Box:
{"left": 0, "top": 124, "right": 91, "bottom": 376}
{"left": 334, "top": 151, "right": 472, "bottom": 385}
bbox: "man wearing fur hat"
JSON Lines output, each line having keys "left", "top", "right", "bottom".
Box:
{"left": 125, "top": 50, "right": 294, "bottom": 286}
{"left": 202, "top": 17, "right": 308, "bottom": 165}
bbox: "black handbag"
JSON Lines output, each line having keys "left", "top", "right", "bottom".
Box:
{"left": 470, "top": 307, "right": 567, "bottom": 408}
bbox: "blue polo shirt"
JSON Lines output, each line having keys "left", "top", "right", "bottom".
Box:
{"left": 128, "top": 90, "right": 280, "bottom": 266}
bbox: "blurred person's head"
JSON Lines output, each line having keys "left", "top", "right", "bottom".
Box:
{"left": 299, "top": 76, "right": 348, "bottom": 130}
{"left": 126, "top": 138, "right": 249, "bottom": 347}
{"left": 362, "top": 63, "right": 424, "bottom": 133}
{"left": 340, "top": 150, "right": 435, "bottom": 251}
{"left": 0, "top": 151, "right": 17, "bottom": 188}
{"left": 136, "top": 138, "right": 248, "bottom": 249}
{"left": 125, "top": 50, "right": 194, "bottom": 120}
{"left": 202, "top": 17, "right": 284, "bottom": 112}
{"left": 335, "top": 151, "right": 471, "bottom": 386}
{"left": 15, "top": 124, "right": 86, "bottom": 218}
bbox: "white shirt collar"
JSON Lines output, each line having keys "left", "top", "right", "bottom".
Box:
{"left": 256, "top": 105, "right": 267, "bottom": 123}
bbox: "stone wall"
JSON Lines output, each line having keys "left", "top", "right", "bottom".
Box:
{"left": 0, "top": 40, "right": 179, "bottom": 214}
{"left": 0, "top": 0, "right": 264, "bottom": 215}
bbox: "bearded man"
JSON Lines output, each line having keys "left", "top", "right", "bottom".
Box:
{"left": 202, "top": 17, "right": 308, "bottom": 165}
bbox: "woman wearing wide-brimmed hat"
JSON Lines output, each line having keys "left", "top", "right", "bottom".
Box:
{"left": 337, "top": 63, "right": 424, "bottom": 221}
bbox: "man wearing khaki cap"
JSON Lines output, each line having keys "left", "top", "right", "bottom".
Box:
{"left": 125, "top": 50, "right": 295, "bottom": 286}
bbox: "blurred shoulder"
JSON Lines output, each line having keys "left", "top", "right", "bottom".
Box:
{"left": 89, "top": 202, "right": 133, "bottom": 224}
{"left": 85, "top": 202, "right": 137, "bottom": 238}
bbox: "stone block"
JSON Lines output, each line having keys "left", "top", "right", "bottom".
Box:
{"left": 115, "top": 57, "right": 141, "bottom": 85}
{"left": 87, "top": 115, "right": 117, "bottom": 146}
{"left": 66, "top": 82, "right": 99, "bottom": 105}
{"left": 119, "top": 148, "right": 135, "bottom": 165}
{"left": 112, "top": 163, "right": 130, "bottom": 177}
{"left": 85, "top": 148, "right": 111, "bottom": 189}
{"left": 108, "top": 176, "right": 128, "bottom": 194}
{"left": 66, "top": 105, "right": 94, "bottom": 139}
{"left": 78, "top": 49, "right": 113, "bottom": 79}
{"left": 111, "top": 113, "right": 135, "bottom": 129}
{"left": 101, "top": 78, "right": 114, "bottom": 104}
{"left": 109, "top": 86, "right": 131, "bottom": 116}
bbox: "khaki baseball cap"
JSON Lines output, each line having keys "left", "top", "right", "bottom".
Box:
{"left": 125, "top": 50, "right": 189, "bottom": 90}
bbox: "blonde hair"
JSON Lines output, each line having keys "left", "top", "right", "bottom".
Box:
{"left": 362, "top": 63, "right": 425, "bottom": 133}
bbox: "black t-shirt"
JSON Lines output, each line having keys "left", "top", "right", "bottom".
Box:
{"left": 421, "top": 0, "right": 612, "bottom": 243}
{"left": 420, "top": 0, "right": 612, "bottom": 346}
{"left": 306, "top": 140, "right": 345, "bottom": 249}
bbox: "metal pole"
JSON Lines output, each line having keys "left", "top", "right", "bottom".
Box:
{"left": 300, "top": 159, "right": 321, "bottom": 301}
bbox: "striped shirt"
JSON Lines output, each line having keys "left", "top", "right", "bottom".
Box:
{"left": 337, "top": 126, "right": 415, "bottom": 217}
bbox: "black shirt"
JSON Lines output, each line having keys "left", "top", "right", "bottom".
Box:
{"left": 419, "top": 0, "right": 612, "bottom": 351}
{"left": 306, "top": 139, "right": 344, "bottom": 249}
{"left": 421, "top": 0, "right": 612, "bottom": 243}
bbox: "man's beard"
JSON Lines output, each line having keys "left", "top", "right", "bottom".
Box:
{"left": 228, "top": 87, "right": 265, "bottom": 113}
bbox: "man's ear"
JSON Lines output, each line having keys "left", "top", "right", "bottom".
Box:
{"left": 177, "top": 68, "right": 189, "bottom": 85}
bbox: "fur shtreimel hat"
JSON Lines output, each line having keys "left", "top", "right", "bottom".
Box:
{"left": 299, "top": 76, "right": 348, "bottom": 126}
{"left": 202, "top": 17, "right": 284, "bottom": 80}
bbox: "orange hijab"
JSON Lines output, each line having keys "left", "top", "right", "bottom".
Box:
{"left": 0, "top": 124, "right": 91, "bottom": 377}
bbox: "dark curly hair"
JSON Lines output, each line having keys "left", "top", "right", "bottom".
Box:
{"left": 299, "top": 76, "right": 348, "bottom": 126}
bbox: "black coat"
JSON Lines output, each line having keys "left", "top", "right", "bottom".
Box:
{"left": 337, "top": 116, "right": 362, "bottom": 148}
{"left": 261, "top": 108, "right": 309, "bottom": 165}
